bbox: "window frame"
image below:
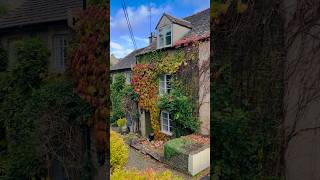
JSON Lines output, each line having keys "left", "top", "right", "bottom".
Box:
{"left": 52, "top": 34, "right": 68, "bottom": 72}
{"left": 159, "top": 74, "right": 172, "bottom": 95}
{"left": 160, "top": 110, "right": 172, "bottom": 135}
{"left": 157, "top": 24, "right": 172, "bottom": 49}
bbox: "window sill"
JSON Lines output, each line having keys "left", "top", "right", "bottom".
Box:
{"left": 161, "top": 130, "right": 172, "bottom": 136}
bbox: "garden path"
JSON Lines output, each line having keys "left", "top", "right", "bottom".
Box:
{"left": 125, "top": 146, "right": 210, "bottom": 180}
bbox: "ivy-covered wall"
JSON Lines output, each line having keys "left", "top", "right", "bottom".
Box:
{"left": 212, "top": 0, "right": 284, "bottom": 179}
{"left": 132, "top": 44, "right": 206, "bottom": 140}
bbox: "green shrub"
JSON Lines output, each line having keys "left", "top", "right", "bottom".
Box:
{"left": 110, "top": 130, "right": 128, "bottom": 172}
{"left": 158, "top": 90, "right": 200, "bottom": 137}
{"left": 12, "top": 38, "right": 49, "bottom": 92}
{"left": 4, "top": 77, "right": 93, "bottom": 178}
{"left": 111, "top": 169, "right": 183, "bottom": 180}
{"left": 117, "top": 118, "right": 127, "bottom": 128}
{"left": 111, "top": 74, "right": 126, "bottom": 123}
{"left": 164, "top": 137, "right": 193, "bottom": 159}
{"left": 212, "top": 108, "right": 263, "bottom": 179}
{"left": 0, "top": 48, "right": 7, "bottom": 72}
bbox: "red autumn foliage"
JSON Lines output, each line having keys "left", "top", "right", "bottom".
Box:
{"left": 69, "top": 6, "right": 108, "bottom": 154}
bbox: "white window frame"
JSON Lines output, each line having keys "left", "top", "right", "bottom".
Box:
{"left": 159, "top": 74, "right": 172, "bottom": 95}
{"left": 53, "top": 34, "right": 68, "bottom": 72}
{"left": 157, "top": 24, "right": 172, "bottom": 49}
{"left": 160, "top": 110, "right": 172, "bottom": 135}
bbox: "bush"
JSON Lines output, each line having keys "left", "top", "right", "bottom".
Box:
{"left": 110, "top": 130, "right": 128, "bottom": 172}
{"left": 111, "top": 74, "right": 126, "bottom": 123}
{"left": 4, "top": 77, "right": 93, "bottom": 178}
{"left": 111, "top": 169, "right": 183, "bottom": 180}
{"left": 158, "top": 90, "right": 200, "bottom": 137}
{"left": 212, "top": 108, "right": 263, "bottom": 179}
{"left": 0, "top": 48, "right": 7, "bottom": 72}
{"left": 117, "top": 118, "right": 127, "bottom": 128}
{"left": 13, "top": 38, "right": 49, "bottom": 92}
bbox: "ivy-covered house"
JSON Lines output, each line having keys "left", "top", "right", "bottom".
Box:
{"left": 130, "top": 8, "right": 210, "bottom": 139}
{"left": 0, "top": 0, "right": 84, "bottom": 73}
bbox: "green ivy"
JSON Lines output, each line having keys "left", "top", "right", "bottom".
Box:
{"left": 0, "top": 48, "right": 7, "bottom": 72}
{"left": 0, "top": 38, "right": 93, "bottom": 179}
{"left": 157, "top": 90, "right": 200, "bottom": 137}
{"left": 111, "top": 74, "right": 139, "bottom": 124}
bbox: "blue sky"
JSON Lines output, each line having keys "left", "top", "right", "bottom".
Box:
{"left": 110, "top": 0, "right": 210, "bottom": 58}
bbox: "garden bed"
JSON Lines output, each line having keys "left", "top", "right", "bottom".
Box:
{"left": 122, "top": 133, "right": 210, "bottom": 176}
{"left": 164, "top": 135, "right": 210, "bottom": 176}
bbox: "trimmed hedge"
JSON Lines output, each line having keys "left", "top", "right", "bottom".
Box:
{"left": 110, "top": 130, "right": 128, "bottom": 172}
{"left": 164, "top": 137, "right": 193, "bottom": 159}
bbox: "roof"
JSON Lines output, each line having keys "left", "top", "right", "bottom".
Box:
{"left": 111, "top": 47, "right": 147, "bottom": 72}
{"left": 138, "top": 8, "right": 210, "bottom": 56}
{"left": 0, "top": 0, "right": 83, "bottom": 30}
{"left": 156, "top": 13, "right": 192, "bottom": 29}
{"left": 183, "top": 8, "right": 210, "bottom": 37}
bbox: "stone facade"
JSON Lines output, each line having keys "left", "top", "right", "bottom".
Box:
{"left": 198, "top": 41, "right": 210, "bottom": 136}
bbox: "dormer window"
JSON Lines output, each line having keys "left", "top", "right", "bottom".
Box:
{"left": 158, "top": 24, "right": 172, "bottom": 48}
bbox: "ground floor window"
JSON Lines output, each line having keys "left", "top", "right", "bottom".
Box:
{"left": 160, "top": 110, "right": 172, "bottom": 135}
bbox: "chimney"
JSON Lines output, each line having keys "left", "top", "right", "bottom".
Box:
{"left": 148, "top": 33, "right": 156, "bottom": 45}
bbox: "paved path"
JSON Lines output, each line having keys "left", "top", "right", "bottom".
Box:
{"left": 125, "top": 146, "right": 211, "bottom": 180}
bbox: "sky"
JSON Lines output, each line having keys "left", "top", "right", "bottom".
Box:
{"left": 110, "top": 0, "right": 210, "bottom": 58}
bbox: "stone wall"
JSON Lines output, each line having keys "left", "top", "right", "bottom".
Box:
{"left": 198, "top": 41, "right": 210, "bottom": 135}
{"left": 283, "top": 0, "right": 320, "bottom": 179}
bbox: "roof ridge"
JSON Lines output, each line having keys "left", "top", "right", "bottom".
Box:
{"left": 163, "top": 12, "right": 191, "bottom": 23}
{"left": 183, "top": 8, "right": 210, "bottom": 20}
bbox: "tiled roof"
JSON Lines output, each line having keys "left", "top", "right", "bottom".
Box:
{"left": 0, "top": 0, "right": 83, "bottom": 30}
{"left": 137, "top": 8, "right": 210, "bottom": 56}
{"left": 111, "top": 47, "right": 147, "bottom": 71}
{"left": 156, "top": 13, "right": 192, "bottom": 29}
{"left": 183, "top": 8, "right": 210, "bottom": 37}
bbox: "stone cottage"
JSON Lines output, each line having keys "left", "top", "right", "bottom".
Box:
{"left": 116, "top": 8, "right": 210, "bottom": 138}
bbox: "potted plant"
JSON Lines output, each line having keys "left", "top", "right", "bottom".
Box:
{"left": 117, "top": 118, "right": 127, "bottom": 134}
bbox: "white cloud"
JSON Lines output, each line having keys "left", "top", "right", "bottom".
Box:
{"left": 110, "top": 40, "right": 133, "bottom": 58}
{"left": 111, "top": 4, "right": 171, "bottom": 33}
{"left": 110, "top": 41, "right": 123, "bottom": 50}
{"left": 120, "top": 35, "right": 149, "bottom": 46}
{"left": 112, "top": 48, "right": 133, "bottom": 59}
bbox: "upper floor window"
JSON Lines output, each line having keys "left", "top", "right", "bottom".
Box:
{"left": 158, "top": 24, "right": 172, "bottom": 49}
{"left": 159, "top": 74, "right": 171, "bottom": 95}
{"left": 53, "top": 35, "right": 68, "bottom": 72}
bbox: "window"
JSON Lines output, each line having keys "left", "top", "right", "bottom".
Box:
{"left": 157, "top": 24, "right": 172, "bottom": 48}
{"left": 126, "top": 72, "right": 132, "bottom": 84}
{"left": 159, "top": 74, "right": 171, "bottom": 95}
{"left": 161, "top": 111, "right": 172, "bottom": 135}
{"left": 53, "top": 35, "right": 68, "bottom": 72}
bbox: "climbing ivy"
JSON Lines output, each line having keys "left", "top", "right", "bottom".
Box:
{"left": 158, "top": 90, "right": 200, "bottom": 137}
{"left": 212, "top": 0, "right": 284, "bottom": 178}
{"left": 132, "top": 47, "right": 199, "bottom": 140}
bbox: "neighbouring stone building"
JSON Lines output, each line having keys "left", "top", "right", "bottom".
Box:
{"left": 0, "top": 0, "right": 83, "bottom": 73}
